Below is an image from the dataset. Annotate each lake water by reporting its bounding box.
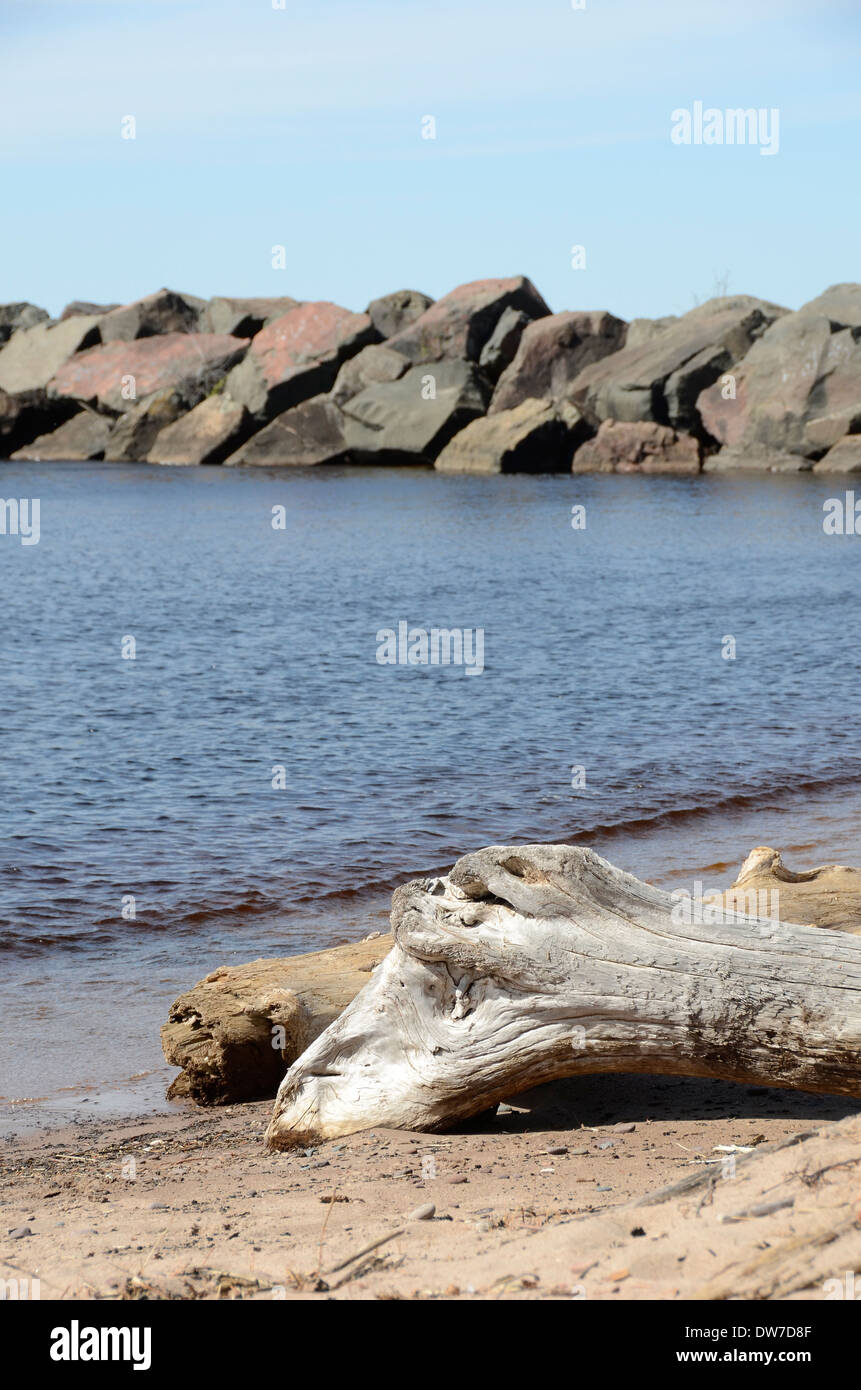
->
[2,460,861,1132]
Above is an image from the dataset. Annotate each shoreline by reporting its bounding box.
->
[6,791,861,1137]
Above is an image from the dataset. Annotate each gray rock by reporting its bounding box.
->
[104,389,187,461]
[477,307,531,379]
[99,289,208,342]
[702,445,814,473]
[366,289,434,340]
[225,394,352,467]
[571,295,787,431]
[0,302,50,344]
[59,301,120,322]
[342,359,490,462]
[11,409,111,461]
[490,310,626,414]
[331,344,409,406]
[205,296,302,337]
[0,316,102,394]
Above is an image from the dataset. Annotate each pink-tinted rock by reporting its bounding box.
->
[490,311,626,414]
[697,312,861,458]
[99,288,208,342]
[572,419,700,474]
[386,276,551,364]
[10,410,111,461]
[224,301,378,419]
[48,333,248,414]
[797,284,861,330]
[148,394,249,465]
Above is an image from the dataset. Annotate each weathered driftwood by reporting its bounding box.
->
[266,844,861,1147]
[722,845,861,934]
[162,934,391,1104]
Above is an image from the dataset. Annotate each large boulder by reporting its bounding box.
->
[572,419,700,474]
[623,315,679,350]
[99,288,208,342]
[161,934,392,1104]
[103,388,188,460]
[571,296,787,431]
[697,312,861,458]
[385,276,551,364]
[330,343,409,406]
[10,409,112,461]
[366,289,434,340]
[0,388,77,456]
[812,435,861,473]
[59,300,119,321]
[0,302,50,344]
[205,295,302,337]
[148,393,249,465]
[434,397,588,474]
[0,315,102,394]
[797,283,861,330]
[48,333,248,414]
[224,301,378,420]
[225,395,352,467]
[340,358,490,462]
[490,310,626,414]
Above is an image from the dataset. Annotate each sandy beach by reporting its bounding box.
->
[3,1071,858,1301]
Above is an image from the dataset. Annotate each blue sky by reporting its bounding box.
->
[2,0,859,321]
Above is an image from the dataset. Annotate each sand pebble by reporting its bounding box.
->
[408,1202,435,1221]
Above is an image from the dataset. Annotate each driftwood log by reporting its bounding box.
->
[161,935,391,1103]
[266,844,861,1147]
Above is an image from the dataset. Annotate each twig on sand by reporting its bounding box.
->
[323,1229,404,1276]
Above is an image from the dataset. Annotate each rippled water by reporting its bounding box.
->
[2,461,860,1129]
